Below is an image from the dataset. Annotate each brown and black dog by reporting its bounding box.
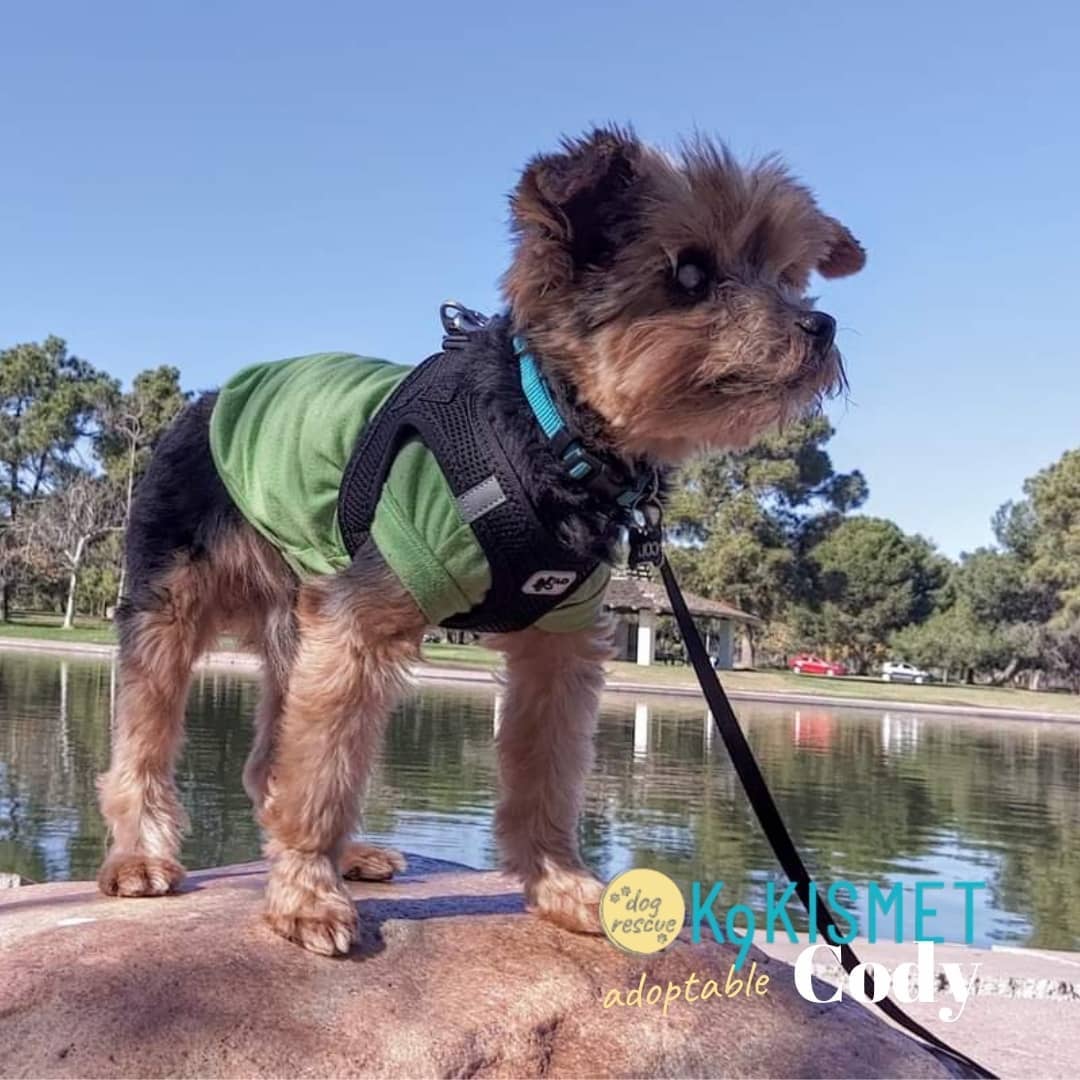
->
[96,127,864,955]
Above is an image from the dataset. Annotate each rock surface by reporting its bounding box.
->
[0,856,958,1079]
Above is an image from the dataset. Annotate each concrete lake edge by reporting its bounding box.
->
[2,634,1077,726]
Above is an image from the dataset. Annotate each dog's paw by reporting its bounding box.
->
[526,865,605,934]
[265,853,357,957]
[339,842,407,882]
[264,901,357,957]
[97,852,185,897]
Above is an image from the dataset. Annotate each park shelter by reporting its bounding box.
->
[603,571,759,668]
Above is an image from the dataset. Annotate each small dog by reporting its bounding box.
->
[96,127,864,955]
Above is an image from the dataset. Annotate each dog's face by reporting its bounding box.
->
[503,127,865,462]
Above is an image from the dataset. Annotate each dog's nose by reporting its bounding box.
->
[796,311,836,350]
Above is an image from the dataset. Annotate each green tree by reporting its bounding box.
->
[803,517,948,671]
[1023,449,1080,620]
[99,365,189,604]
[1006,618,1080,692]
[666,416,867,625]
[890,604,1009,683]
[992,499,1038,562]
[975,449,1080,687]
[914,548,1056,682]
[76,558,121,619]
[1038,618,1080,691]
[0,337,116,619]
[952,547,1054,627]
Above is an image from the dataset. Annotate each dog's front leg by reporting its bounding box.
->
[259,563,424,956]
[488,620,614,933]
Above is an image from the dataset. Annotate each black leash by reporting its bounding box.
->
[657,555,996,1079]
[441,294,992,1072]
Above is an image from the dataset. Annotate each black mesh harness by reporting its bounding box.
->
[336,311,659,633]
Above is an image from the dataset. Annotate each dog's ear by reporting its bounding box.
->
[511,126,643,269]
[817,216,866,278]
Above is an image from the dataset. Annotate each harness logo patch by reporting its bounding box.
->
[521,570,578,596]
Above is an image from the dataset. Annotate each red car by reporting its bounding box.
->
[788,653,848,677]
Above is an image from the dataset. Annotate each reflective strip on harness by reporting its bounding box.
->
[456,476,507,524]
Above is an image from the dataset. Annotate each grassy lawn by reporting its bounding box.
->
[683,666,1080,716]
[0,612,117,645]
[5,616,1078,717]
[421,641,503,669]
[423,641,1080,716]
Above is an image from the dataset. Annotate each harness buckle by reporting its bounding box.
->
[440,301,489,350]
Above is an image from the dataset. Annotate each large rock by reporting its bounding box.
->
[0,857,958,1079]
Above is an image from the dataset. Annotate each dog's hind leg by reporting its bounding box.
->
[240,608,406,880]
[242,662,285,812]
[259,553,424,955]
[487,619,614,933]
[242,607,296,813]
[97,393,274,898]
[97,557,216,897]
[246,661,407,882]
[339,841,407,881]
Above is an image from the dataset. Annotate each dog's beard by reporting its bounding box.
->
[543,318,845,462]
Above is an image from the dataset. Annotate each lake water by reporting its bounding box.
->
[1,649,1078,950]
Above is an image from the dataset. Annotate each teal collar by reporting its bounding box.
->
[515,335,593,480]
[513,334,658,514]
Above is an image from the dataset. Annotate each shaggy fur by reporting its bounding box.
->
[96,126,864,956]
[504,129,863,459]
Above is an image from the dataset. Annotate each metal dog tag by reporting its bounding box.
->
[627,500,664,569]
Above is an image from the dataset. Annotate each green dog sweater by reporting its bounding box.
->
[209,353,609,632]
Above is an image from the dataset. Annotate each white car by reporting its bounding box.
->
[881,661,932,684]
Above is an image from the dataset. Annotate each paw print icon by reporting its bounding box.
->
[600,869,685,957]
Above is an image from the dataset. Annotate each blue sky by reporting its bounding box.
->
[2,1,1077,557]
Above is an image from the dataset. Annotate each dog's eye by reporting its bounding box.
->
[675,259,709,294]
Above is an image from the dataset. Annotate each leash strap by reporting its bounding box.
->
[658,557,996,1079]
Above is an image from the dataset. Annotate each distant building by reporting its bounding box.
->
[603,572,760,668]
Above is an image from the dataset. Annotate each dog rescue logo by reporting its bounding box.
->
[600,868,685,955]
[520,570,578,595]
[599,869,987,1022]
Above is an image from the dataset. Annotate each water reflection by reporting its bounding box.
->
[1,651,1078,949]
